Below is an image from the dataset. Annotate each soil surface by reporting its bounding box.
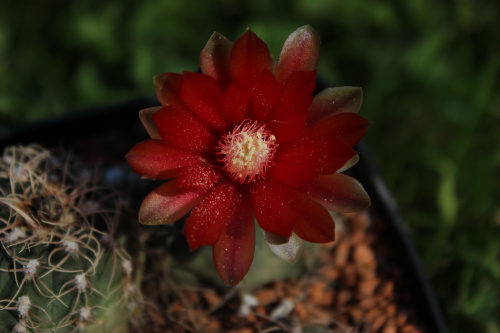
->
[136,208,424,333]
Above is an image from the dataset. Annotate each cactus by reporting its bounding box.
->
[0,145,142,332]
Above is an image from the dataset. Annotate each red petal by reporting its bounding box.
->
[279,137,358,175]
[126,140,204,180]
[269,112,308,144]
[251,178,334,243]
[221,84,251,126]
[154,73,183,106]
[230,30,271,87]
[275,25,321,85]
[175,164,225,192]
[306,112,370,147]
[213,189,255,286]
[250,70,281,123]
[179,71,232,133]
[249,179,299,238]
[305,173,371,212]
[268,71,316,143]
[152,105,219,153]
[200,32,233,90]
[184,180,238,250]
[267,149,315,188]
[307,87,363,125]
[273,70,316,121]
[292,195,335,243]
[139,180,206,225]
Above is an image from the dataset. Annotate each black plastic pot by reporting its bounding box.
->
[0,82,448,333]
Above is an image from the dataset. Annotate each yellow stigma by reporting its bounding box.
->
[217,119,278,184]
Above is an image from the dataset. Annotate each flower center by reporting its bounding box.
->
[217,119,278,184]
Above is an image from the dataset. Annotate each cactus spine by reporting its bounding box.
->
[0,145,141,332]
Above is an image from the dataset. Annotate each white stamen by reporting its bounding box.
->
[217,119,278,184]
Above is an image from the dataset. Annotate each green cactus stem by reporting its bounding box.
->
[0,145,143,332]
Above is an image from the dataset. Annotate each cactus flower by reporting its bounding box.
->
[126,26,371,286]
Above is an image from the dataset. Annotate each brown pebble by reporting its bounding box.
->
[320,267,340,280]
[343,264,357,287]
[295,302,308,320]
[365,307,380,323]
[358,278,379,297]
[204,317,222,331]
[254,288,278,306]
[381,281,395,299]
[353,244,375,265]
[353,244,377,279]
[396,312,408,326]
[230,329,253,333]
[349,211,371,231]
[169,301,184,313]
[337,313,350,326]
[273,281,286,299]
[310,280,334,307]
[350,230,366,245]
[383,325,397,333]
[350,306,364,324]
[359,296,377,309]
[401,324,419,333]
[372,313,387,331]
[386,303,397,317]
[336,290,352,307]
[383,317,397,333]
[183,290,199,304]
[334,241,350,267]
[245,313,257,323]
[255,306,266,315]
[201,290,221,308]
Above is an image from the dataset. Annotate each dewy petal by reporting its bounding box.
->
[278,137,358,176]
[306,112,370,147]
[305,173,371,213]
[275,25,321,86]
[267,149,315,188]
[175,164,225,192]
[252,178,334,243]
[184,180,238,250]
[213,189,255,286]
[152,105,219,153]
[139,107,162,140]
[307,87,363,125]
[273,70,316,121]
[139,180,207,225]
[179,71,232,133]
[221,84,251,126]
[249,179,299,238]
[263,231,304,264]
[250,70,281,123]
[200,32,233,90]
[126,140,204,180]
[154,73,183,107]
[268,71,316,143]
[292,192,335,243]
[230,29,272,87]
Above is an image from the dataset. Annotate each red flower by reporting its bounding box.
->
[126,26,370,286]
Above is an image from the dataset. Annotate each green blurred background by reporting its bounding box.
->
[1,1,499,331]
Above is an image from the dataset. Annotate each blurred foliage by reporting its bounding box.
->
[1,0,499,332]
